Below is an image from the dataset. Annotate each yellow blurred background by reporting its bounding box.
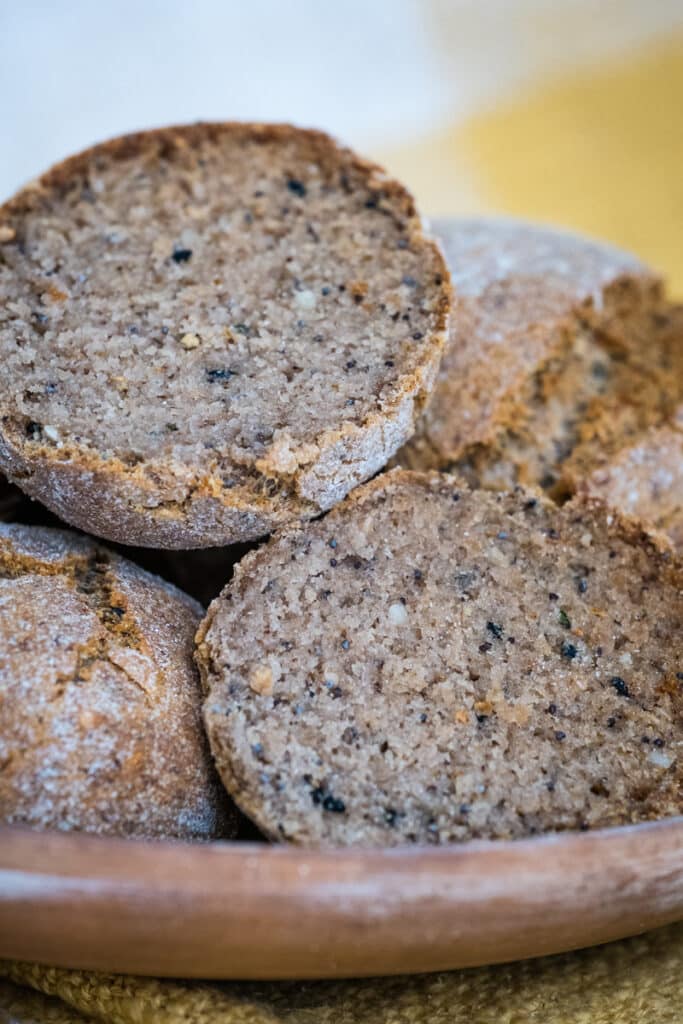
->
[382,29,683,295]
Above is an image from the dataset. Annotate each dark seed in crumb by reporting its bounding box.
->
[487,621,503,640]
[561,641,578,660]
[607,717,616,728]
[385,808,398,826]
[328,538,337,549]
[548,592,559,602]
[555,731,566,741]
[524,498,538,510]
[206,368,236,382]
[653,738,665,747]
[412,331,423,340]
[558,609,571,628]
[345,360,357,369]
[321,286,331,296]
[287,178,307,197]
[329,558,338,567]
[413,569,423,581]
[611,676,629,698]
[172,247,192,263]
[479,642,492,653]
[323,795,345,813]
[341,639,350,650]
[547,703,557,715]
[419,713,428,723]
[385,359,395,367]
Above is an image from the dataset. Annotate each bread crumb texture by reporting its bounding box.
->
[0,523,236,839]
[199,471,683,847]
[0,123,450,548]
[398,217,680,488]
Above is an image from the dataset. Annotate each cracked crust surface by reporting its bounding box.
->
[0,523,236,839]
[0,123,450,548]
[396,217,667,497]
[198,471,683,847]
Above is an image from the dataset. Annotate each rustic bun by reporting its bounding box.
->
[0,123,450,548]
[199,471,682,847]
[0,523,236,839]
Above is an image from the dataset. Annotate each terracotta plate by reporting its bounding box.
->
[1,819,683,980]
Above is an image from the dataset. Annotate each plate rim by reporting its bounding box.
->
[2,815,683,979]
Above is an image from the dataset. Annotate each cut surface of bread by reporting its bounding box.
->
[199,471,683,847]
[0,123,450,548]
[0,523,236,839]
[397,218,671,499]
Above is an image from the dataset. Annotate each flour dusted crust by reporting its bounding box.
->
[580,422,683,555]
[0,123,450,548]
[198,471,683,847]
[0,523,236,838]
[396,217,668,497]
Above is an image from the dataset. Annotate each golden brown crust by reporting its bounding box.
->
[0,123,451,548]
[0,523,237,838]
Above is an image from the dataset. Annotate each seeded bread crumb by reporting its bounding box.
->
[199,471,682,847]
[0,123,450,548]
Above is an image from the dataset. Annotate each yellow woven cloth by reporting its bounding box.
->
[2,921,683,1023]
